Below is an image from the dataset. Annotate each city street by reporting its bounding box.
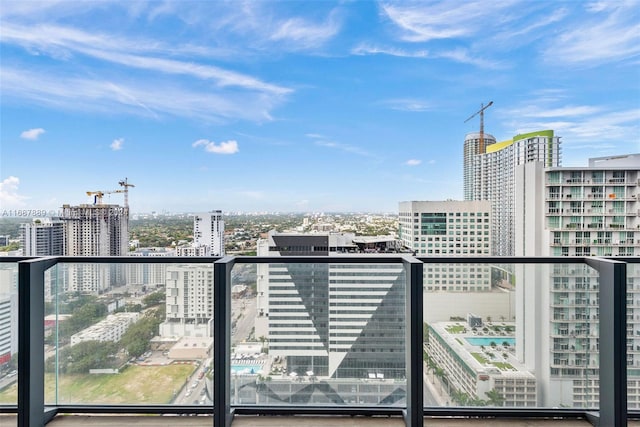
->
[231,297,257,345]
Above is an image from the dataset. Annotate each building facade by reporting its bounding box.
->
[193,211,225,256]
[70,312,139,346]
[256,231,405,379]
[515,153,640,408]
[463,132,497,201]
[161,264,214,338]
[59,203,129,293]
[398,200,492,292]
[20,218,65,256]
[465,130,561,256]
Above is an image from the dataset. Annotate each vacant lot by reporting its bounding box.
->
[0,364,196,404]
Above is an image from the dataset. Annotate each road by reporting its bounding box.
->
[231,297,257,345]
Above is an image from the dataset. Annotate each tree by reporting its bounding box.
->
[485,389,505,407]
[142,291,165,307]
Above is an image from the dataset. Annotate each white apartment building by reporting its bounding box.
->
[176,244,209,257]
[515,153,640,408]
[20,218,65,256]
[465,130,561,256]
[127,248,175,288]
[0,266,18,365]
[193,211,225,256]
[463,132,497,201]
[161,264,213,338]
[398,201,492,292]
[70,312,139,346]
[428,322,536,407]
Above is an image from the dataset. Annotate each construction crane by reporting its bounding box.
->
[86,189,125,205]
[464,101,493,154]
[118,178,135,208]
[86,191,105,205]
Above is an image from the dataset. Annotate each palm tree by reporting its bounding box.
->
[434,367,445,392]
[485,388,505,407]
[427,358,437,383]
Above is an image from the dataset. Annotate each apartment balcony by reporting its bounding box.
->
[0,256,638,427]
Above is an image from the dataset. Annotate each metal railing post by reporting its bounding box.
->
[214,257,235,427]
[17,258,57,427]
[586,257,627,427]
[403,256,423,427]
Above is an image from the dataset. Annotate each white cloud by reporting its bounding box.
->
[543,2,640,65]
[0,176,28,207]
[382,98,432,112]
[20,128,45,140]
[193,139,239,154]
[111,138,124,151]
[351,43,428,58]
[405,159,421,166]
[435,48,505,69]
[381,2,516,42]
[0,67,283,123]
[270,13,341,49]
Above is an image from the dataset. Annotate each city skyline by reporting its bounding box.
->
[1,1,639,213]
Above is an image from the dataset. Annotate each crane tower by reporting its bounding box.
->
[464,101,493,154]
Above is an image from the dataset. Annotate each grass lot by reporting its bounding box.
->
[471,353,489,364]
[0,364,196,405]
[445,324,466,334]
[492,362,514,371]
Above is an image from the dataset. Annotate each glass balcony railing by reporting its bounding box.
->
[0,255,635,426]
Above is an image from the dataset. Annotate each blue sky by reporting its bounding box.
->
[1,1,639,213]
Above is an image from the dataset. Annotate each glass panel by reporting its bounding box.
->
[46,262,213,405]
[0,263,18,405]
[231,261,406,406]
[422,262,600,409]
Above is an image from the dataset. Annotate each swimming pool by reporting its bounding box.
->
[465,337,515,347]
[231,365,262,374]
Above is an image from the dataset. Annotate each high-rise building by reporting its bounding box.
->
[193,211,224,256]
[20,218,65,256]
[60,203,129,292]
[398,200,492,292]
[465,130,562,256]
[61,203,129,256]
[515,153,640,408]
[0,266,17,366]
[160,264,213,338]
[256,231,405,379]
[463,132,497,200]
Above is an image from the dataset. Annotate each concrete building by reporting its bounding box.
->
[60,203,129,293]
[463,132,497,201]
[161,264,213,338]
[465,130,562,256]
[176,244,209,257]
[70,312,139,346]
[127,248,175,288]
[0,266,18,365]
[20,218,65,256]
[398,200,492,292]
[515,153,640,408]
[427,321,536,407]
[256,231,405,379]
[193,211,225,256]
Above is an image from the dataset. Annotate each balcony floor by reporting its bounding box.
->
[5,414,636,426]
